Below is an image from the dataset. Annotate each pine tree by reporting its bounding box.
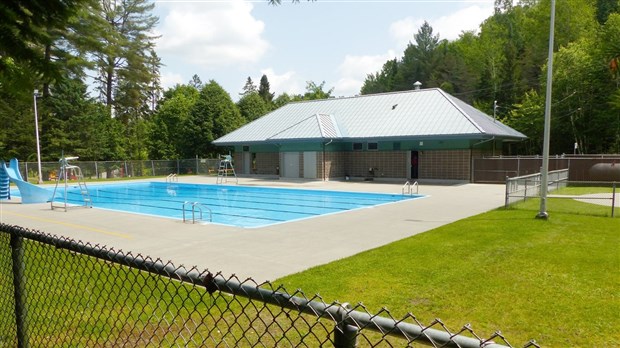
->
[240,76,257,96]
[94,0,160,116]
[258,74,275,103]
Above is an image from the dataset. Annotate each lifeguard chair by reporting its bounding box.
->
[50,156,92,211]
[216,154,237,184]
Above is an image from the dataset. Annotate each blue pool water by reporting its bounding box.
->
[21,182,423,228]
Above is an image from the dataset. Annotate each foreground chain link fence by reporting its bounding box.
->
[0,224,539,347]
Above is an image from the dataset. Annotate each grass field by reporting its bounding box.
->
[1,195,618,347]
[276,198,620,347]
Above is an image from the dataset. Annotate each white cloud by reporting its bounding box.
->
[155,0,269,67]
[333,5,493,98]
[334,50,398,97]
[390,17,424,50]
[259,68,303,96]
[160,71,184,89]
[434,5,494,40]
[389,5,494,49]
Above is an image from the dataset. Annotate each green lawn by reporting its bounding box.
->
[1,197,618,347]
[275,200,620,347]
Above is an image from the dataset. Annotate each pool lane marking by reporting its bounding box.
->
[1,211,132,239]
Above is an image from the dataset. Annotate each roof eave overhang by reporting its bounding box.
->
[213,133,527,146]
[213,137,344,146]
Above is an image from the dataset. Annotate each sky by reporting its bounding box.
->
[153,0,495,100]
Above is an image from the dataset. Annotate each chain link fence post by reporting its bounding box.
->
[10,231,29,348]
[612,182,616,218]
[334,303,357,348]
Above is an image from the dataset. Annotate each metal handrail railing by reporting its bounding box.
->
[166,173,178,183]
[402,181,419,195]
[182,201,212,223]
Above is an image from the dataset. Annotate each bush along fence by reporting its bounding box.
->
[17,158,222,182]
[0,224,540,348]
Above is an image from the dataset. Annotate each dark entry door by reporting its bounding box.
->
[411,151,419,179]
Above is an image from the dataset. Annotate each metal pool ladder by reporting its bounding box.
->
[402,181,419,195]
[166,173,178,182]
[182,201,212,224]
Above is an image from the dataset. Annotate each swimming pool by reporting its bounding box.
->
[34,182,424,228]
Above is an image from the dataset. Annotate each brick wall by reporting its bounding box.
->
[232,153,242,173]
[419,150,471,180]
[343,151,408,178]
[249,149,474,181]
[320,152,346,179]
[255,153,279,175]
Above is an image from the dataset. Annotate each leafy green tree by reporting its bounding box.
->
[148,84,199,159]
[273,93,293,108]
[549,39,598,154]
[0,0,88,83]
[185,81,245,157]
[189,74,203,89]
[303,81,333,100]
[237,92,269,122]
[361,59,399,95]
[87,0,161,160]
[94,0,160,112]
[595,12,620,152]
[504,90,545,154]
[35,78,124,161]
[596,0,619,24]
[0,91,38,161]
[428,40,477,100]
[393,21,441,90]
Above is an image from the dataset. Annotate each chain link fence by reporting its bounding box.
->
[504,169,569,206]
[0,223,539,347]
[16,158,221,182]
[504,169,618,217]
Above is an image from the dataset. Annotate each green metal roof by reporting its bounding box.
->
[214,88,526,145]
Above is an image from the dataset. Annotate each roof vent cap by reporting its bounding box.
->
[413,81,422,90]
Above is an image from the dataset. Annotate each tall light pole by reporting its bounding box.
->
[33,89,43,184]
[537,0,556,219]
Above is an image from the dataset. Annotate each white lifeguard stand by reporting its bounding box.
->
[50,156,92,211]
[216,154,237,184]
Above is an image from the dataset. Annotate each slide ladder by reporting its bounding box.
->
[216,155,238,184]
[50,156,92,211]
[0,161,9,200]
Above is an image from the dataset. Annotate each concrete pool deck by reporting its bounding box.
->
[0,177,507,283]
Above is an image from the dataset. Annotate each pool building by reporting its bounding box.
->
[213,86,526,182]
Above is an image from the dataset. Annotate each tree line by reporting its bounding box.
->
[362,0,619,154]
[1,0,618,163]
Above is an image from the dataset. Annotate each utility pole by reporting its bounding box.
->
[537,0,556,220]
[33,90,43,184]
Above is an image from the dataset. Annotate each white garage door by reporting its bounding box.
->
[303,152,317,179]
[282,152,300,178]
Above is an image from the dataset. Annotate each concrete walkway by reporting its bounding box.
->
[0,177,507,283]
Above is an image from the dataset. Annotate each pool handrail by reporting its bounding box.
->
[402,181,418,195]
[182,201,212,224]
[166,173,178,183]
